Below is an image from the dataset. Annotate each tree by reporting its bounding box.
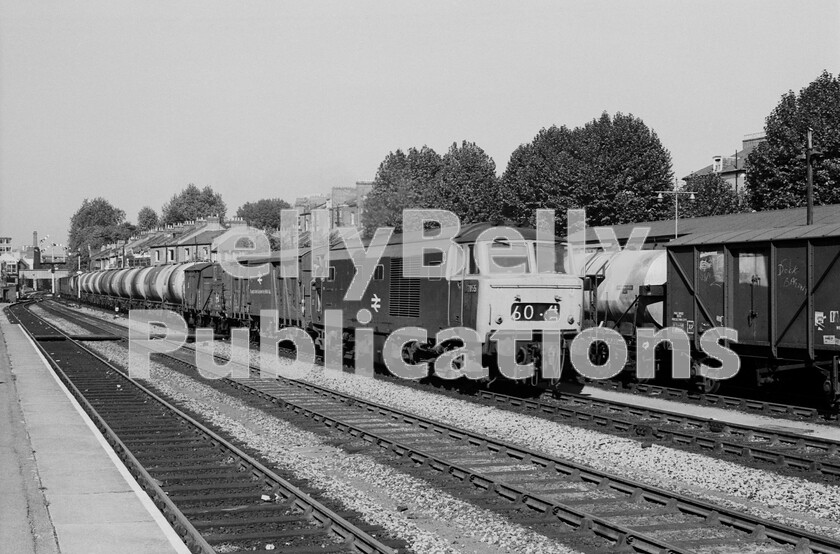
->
[137,206,159,231]
[236,198,291,230]
[68,197,126,251]
[680,174,747,218]
[747,70,840,211]
[362,147,443,237]
[425,141,505,224]
[161,184,227,225]
[67,198,136,265]
[499,125,578,228]
[500,112,673,230]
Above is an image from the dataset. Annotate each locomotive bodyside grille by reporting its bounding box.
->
[389,258,420,318]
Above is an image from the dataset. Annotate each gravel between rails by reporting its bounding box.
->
[214,335,840,539]
[52,304,840,540]
[295,366,840,536]
[77,337,582,554]
[30,304,91,335]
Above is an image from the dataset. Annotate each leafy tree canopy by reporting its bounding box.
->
[680,174,747,218]
[161,184,227,225]
[68,197,127,256]
[500,112,673,230]
[746,70,840,210]
[236,198,291,230]
[137,206,159,231]
[428,141,504,224]
[73,223,136,261]
[362,146,443,237]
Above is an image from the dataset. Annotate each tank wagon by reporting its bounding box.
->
[70,263,202,313]
[583,249,667,332]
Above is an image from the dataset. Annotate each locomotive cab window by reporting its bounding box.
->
[423,251,444,266]
[467,245,480,275]
[554,243,568,273]
[481,238,531,274]
[373,264,384,280]
[327,266,336,282]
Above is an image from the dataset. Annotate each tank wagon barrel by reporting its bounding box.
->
[585,249,666,329]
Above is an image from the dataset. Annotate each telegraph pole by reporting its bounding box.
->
[807,128,814,225]
[800,127,825,225]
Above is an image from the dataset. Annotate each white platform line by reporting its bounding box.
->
[17,327,192,554]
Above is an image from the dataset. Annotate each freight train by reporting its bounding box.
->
[61,223,584,383]
[58,221,840,407]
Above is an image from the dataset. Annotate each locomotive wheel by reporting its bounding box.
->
[697,376,722,395]
[587,341,610,366]
[401,342,416,365]
[690,358,721,394]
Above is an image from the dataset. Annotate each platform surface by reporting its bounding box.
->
[0,304,190,554]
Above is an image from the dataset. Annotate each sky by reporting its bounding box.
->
[1,1,838,250]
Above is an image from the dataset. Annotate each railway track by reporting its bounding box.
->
[409,382,840,480]
[586,379,824,420]
[37,300,840,554]
[164,347,840,553]
[6,302,402,554]
[43,299,840,480]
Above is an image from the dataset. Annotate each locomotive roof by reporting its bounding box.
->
[344,222,545,248]
[668,222,840,246]
[237,222,549,264]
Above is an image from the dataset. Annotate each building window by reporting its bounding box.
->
[184,247,191,260]
[168,249,174,262]
[155,251,160,262]
[203,247,209,259]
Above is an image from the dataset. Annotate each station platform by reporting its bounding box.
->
[0,304,190,554]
